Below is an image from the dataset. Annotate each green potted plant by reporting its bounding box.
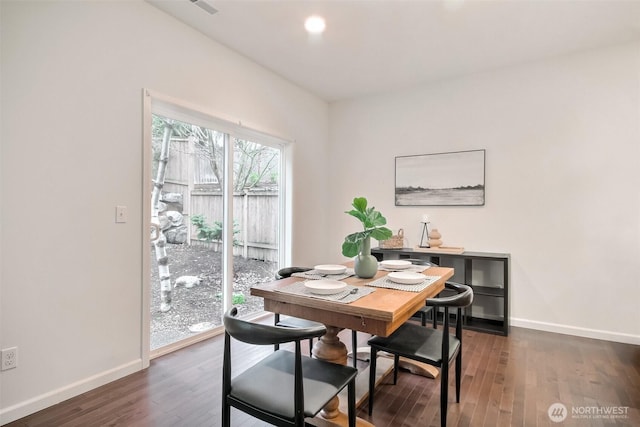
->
[342,197,393,278]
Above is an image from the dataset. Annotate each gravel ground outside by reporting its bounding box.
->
[150,243,277,350]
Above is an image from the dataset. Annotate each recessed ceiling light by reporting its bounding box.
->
[304,15,326,34]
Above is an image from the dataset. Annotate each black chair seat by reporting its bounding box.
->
[368,323,460,366]
[229,350,357,419]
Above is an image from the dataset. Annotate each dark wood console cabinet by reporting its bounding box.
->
[372,247,510,336]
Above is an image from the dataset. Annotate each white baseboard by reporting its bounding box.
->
[0,359,143,425]
[511,318,640,345]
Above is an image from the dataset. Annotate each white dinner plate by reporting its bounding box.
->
[387,272,427,285]
[304,279,347,295]
[379,260,412,270]
[314,264,347,275]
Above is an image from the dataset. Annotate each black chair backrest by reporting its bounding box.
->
[276,267,312,280]
[224,307,326,346]
[426,281,473,308]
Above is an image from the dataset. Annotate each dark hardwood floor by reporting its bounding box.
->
[5,323,639,426]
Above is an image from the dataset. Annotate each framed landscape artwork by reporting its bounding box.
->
[395,149,485,206]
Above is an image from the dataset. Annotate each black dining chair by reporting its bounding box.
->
[367,282,473,426]
[222,307,358,427]
[274,267,360,368]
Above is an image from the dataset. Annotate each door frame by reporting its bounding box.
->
[141,89,291,365]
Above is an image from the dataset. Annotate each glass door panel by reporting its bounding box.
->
[150,115,225,351]
[232,137,281,319]
[149,113,283,352]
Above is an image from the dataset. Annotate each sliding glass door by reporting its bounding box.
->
[147,98,286,354]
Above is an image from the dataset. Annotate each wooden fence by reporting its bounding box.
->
[160,138,280,262]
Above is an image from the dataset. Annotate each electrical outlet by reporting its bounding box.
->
[1,347,18,370]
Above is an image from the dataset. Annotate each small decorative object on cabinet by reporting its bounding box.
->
[372,247,510,336]
[418,214,430,248]
[379,228,405,249]
[427,228,443,248]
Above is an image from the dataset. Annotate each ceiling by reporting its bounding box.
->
[148,0,640,102]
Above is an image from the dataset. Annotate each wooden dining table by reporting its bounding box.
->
[250,262,454,427]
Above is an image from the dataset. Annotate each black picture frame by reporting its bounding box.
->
[395,149,485,206]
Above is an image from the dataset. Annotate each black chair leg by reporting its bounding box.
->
[393,354,400,385]
[368,347,378,415]
[456,351,462,402]
[222,397,230,426]
[351,331,357,368]
[308,338,314,356]
[274,313,280,351]
[441,362,449,427]
[348,379,356,427]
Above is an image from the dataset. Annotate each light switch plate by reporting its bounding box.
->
[116,205,128,223]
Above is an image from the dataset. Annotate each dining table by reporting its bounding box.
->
[250,261,454,427]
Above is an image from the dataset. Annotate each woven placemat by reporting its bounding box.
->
[367,275,441,292]
[274,281,374,303]
[292,268,355,281]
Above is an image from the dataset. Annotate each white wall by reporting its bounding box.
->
[328,42,640,345]
[0,1,329,423]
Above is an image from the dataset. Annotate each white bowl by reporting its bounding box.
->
[379,260,412,270]
[304,279,347,295]
[314,264,347,275]
[387,272,427,285]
